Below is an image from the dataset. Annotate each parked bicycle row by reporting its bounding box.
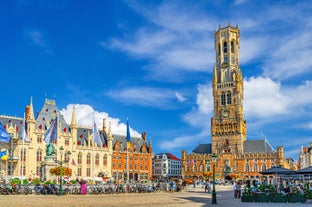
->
[0,183,166,195]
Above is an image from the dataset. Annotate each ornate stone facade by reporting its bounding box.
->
[0,98,153,182]
[182,24,285,181]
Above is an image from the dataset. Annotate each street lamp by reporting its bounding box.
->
[211,153,217,204]
[58,146,71,196]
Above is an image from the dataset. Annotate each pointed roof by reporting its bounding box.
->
[192,144,212,154]
[244,140,275,153]
[70,105,77,126]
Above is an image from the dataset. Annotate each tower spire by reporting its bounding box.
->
[70,105,77,126]
[29,96,35,121]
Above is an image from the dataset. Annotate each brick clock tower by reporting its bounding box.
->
[211,24,247,155]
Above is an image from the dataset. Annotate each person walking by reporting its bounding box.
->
[233,181,237,198]
[80,179,87,195]
[235,181,241,198]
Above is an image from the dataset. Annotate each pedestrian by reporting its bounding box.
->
[233,181,237,198]
[169,180,175,192]
[236,181,241,198]
[80,179,87,195]
[207,181,211,193]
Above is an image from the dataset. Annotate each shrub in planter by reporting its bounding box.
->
[271,194,287,203]
[255,194,271,202]
[241,194,255,202]
[288,194,306,203]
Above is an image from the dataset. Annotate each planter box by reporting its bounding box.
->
[271,195,287,203]
[241,195,255,202]
[255,195,271,202]
[288,195,306,203]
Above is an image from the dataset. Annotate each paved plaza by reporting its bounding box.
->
[0,185,311,207]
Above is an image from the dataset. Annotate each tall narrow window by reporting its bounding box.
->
[95,153,99,165]
[21,149,26,161]
[221,92,226,106]
[218,44,221,56]
[78,153,82,164]
[227,91,232,104]
[87,153,91,164]
[103,154,107,166]
[223,42,227,53]
[36,150,42,162]
[231,41,235,53]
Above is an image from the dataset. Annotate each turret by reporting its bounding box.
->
[26,97,36,140]
[69,105,78,147]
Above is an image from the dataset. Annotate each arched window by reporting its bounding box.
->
[78,152,82,164]
[186,165,190,172]
[227,91,232,104]
[78,167,82,176]
[86,168,91,176]
[231,41,235,53]
[253,164,258,172]
[95,153,99,165]
[223,41,227,53]
[87,153,91,164]
[221,92,226,106]
[194,164,198,172]
[103,154,107,166]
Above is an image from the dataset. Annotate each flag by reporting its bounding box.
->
[22,126,31,142]
[93,122,103,147]
[44,117,58,144]
[1,155,7,161]
[0,150,7,159]
[126,118,130,148]
[0,123,10,143]
[71,158,76,166]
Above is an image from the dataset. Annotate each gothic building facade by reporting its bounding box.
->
[182,24,286,181]
[0,98,153,182]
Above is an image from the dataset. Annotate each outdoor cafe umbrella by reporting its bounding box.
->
[260,166,296,175]
[296,166,312,174]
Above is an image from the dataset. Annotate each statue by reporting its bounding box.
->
[46,143,55,156]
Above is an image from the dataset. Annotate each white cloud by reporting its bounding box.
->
[175,92,186,102]
[59,104,141,137]
[244,76,290,118]
[196,84,213,115]
[106,87,181,109]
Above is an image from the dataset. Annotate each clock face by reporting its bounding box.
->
[222,109,230,117]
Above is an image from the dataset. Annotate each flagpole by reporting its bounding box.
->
[21,113,26,182]
[92,113,95,183]
[126,118,130,183]
[5,149,8,182]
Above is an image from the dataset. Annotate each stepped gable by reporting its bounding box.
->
[35,98,69,133]
[243,140,275,153]
[192,143,212,154]
[0,115,23,138]
[113,134,147,152]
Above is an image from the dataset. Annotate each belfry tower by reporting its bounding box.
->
[211,24,246,155]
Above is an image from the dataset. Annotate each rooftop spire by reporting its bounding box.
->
[70,105,77,126]
[29,96,35,121]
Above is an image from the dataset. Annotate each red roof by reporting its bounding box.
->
[166,153,180,161]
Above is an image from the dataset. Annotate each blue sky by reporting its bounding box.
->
[1,0,312,161]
